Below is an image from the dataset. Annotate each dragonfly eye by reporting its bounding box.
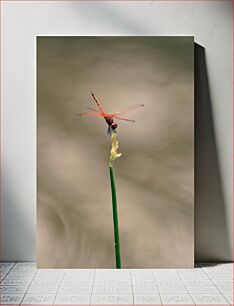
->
[112,123,118,129]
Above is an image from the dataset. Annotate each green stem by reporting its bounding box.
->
[109,165,121,269]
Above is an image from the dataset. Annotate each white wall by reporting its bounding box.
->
[2,1,232,261]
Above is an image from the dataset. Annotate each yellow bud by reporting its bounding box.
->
[109,132,122,166]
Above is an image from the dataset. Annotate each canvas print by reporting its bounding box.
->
[37,36,194,268]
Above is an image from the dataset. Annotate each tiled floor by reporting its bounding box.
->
[0,262,232,305]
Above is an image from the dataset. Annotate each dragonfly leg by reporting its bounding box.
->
[107,125,117,136]
[107,126,112,136]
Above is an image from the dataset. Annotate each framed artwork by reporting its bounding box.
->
[37,36,194,268]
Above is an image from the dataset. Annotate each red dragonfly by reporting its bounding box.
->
[79,92,144,134]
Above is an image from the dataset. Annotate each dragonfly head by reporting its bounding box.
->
[111,123,117,130]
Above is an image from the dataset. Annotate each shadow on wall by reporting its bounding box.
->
[194,43,231,262]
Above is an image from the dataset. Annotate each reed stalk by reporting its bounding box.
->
[109,165,121,268]
[109,132,122,268]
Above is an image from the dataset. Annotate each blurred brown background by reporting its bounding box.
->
[37,36,194,268]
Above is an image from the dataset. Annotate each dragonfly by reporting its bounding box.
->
[79,92,144,134]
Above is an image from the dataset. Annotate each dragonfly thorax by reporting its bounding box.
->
[105,116,114,126]
[105,117,118,135]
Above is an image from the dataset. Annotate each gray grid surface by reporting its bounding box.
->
[0,262,232,305]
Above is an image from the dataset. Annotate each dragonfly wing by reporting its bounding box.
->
[86,106,99,112]
[79,110,104,117]
[113,115,136,122]
[111,103,144,116]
